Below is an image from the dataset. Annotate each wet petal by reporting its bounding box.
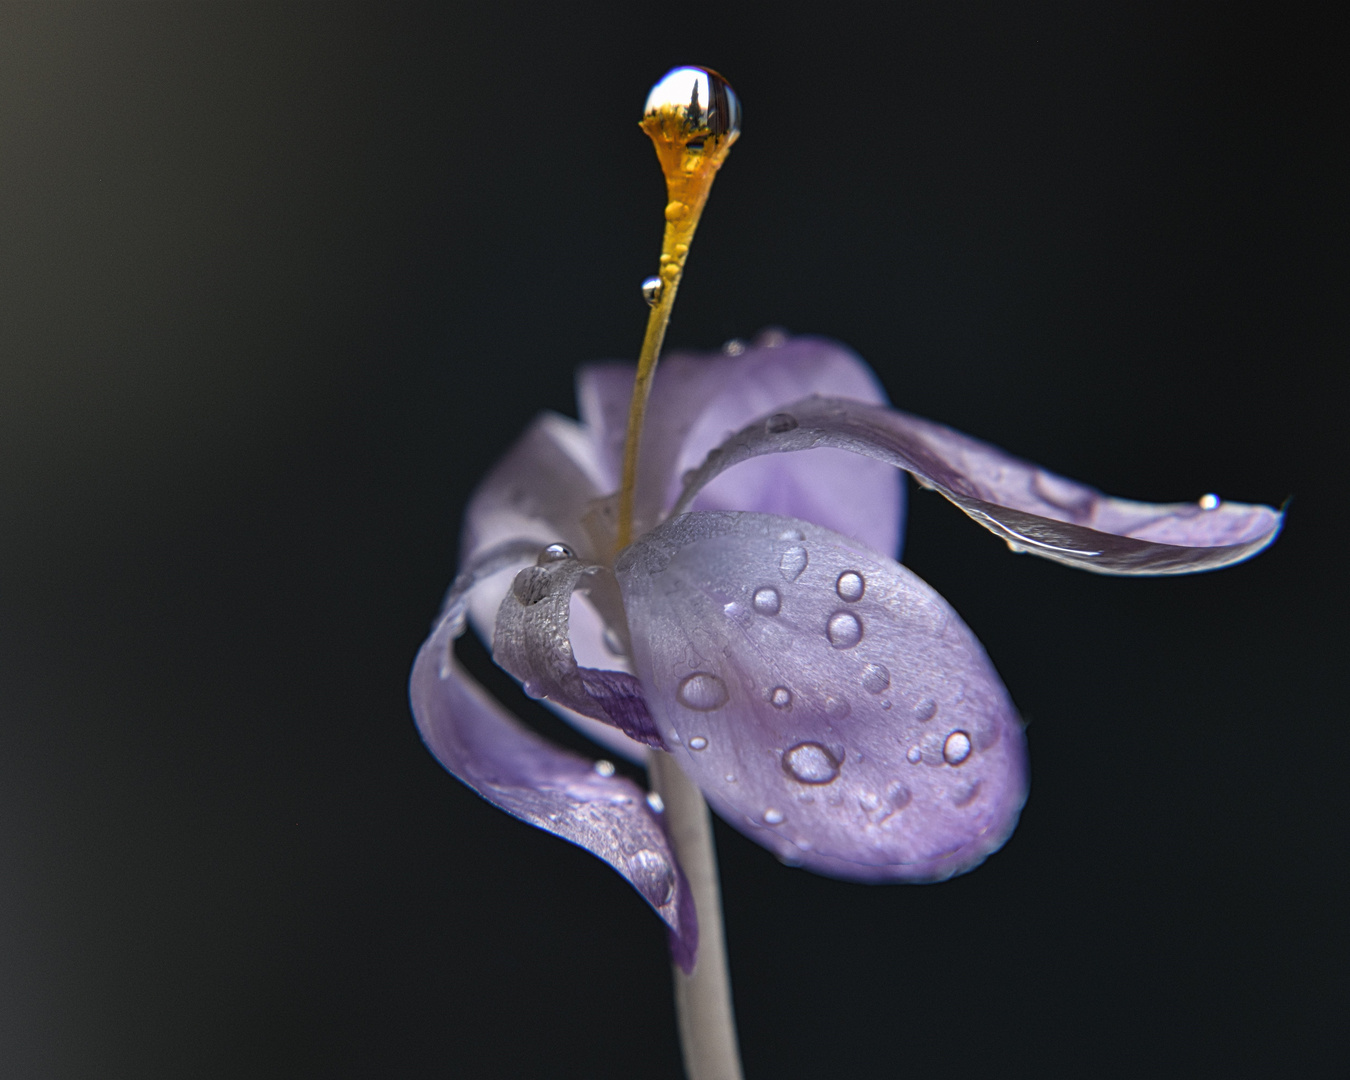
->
[493,554,664,749]
[615,511,1029,882]
[578,335,904,557]
[410,594,697,969]
[673,396,1282,575]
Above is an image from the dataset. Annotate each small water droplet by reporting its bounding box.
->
[859,791,880,812]
[779,546,808,581]
[782,742,841,784]
[536,543,573,564]
[861,662,890,695]
[724,772,737,783]
[593,759,616,777]
[826,611,863,649]
[906,746,923,764]
[646,792,665,813]
[765,412,799,434]
[778,528,805,541]
[627,848,675,905]
[1199,493,1220,511]
[688,736,708,751]
[880,699,892,711]
[641,276,664,306]
[763,808,785,825]
[913,698,938,723]
[769,686,793,709]
[943,730,973,765]
[676,672,729,711]
[835,570,866,602]
[722,338,746,355]
[752,586,781,615]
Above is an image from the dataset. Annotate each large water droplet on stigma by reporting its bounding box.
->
[780,546,808,581]
[782,742,841,784]
[835,570,865,602]
[752,586,781,615]
[943,730,973,765]
[826,611,863,649]
[677,672,729,711]
[644,66,742,139]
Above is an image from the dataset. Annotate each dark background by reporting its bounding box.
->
[1,3,1345,1077]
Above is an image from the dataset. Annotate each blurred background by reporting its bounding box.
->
[1,3,1345,1077]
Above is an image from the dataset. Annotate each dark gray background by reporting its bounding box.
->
[1,3,1344,1077]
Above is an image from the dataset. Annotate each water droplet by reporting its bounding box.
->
[688,736,708,751]
[602,627,627,657]
[769,686,793,709]
[763,808,785,825]
[913,698,938,722]
[779,546,808,581]
[835,570,866,602]
[782,742,841,784]
[644,66,742,139]
[627,848,675,905]
[765,412,799,434]
[536,543,573,564]
[1199,493,1220,511]
[859,791,880,812]
[778,528,805,541]
[511,566,551,605]
[724,772,737,783]
[943,730,973,765]
[722,338,746,355]
[676,672,729,711]
[880,699,892,711]
[887,782,912,809]
[861,662,890,695]
[752,586,781,615]
[646,792,665,813]
[906,746,923,764]
[826,611,863,649]
[641,276,663,306]
[593,759,616,777]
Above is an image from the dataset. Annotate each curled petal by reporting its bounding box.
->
[410,595,697,969]
[493,555,664,749]
[578,335,905,557]
[672,396,1282,575]
[616,511,1029,882]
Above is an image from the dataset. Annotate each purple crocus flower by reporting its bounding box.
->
[409,332,1282,970]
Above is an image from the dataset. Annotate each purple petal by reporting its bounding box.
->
[410,597,697,969]
[616,511,1029,882]
[493,554,664,749]
[578,335,905,557]
[673,396,1282,575]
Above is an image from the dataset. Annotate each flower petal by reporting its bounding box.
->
[615,511,1029,882]
[493,554,664,749]
[410,584,697,969]
[578,335,905,557]
[672,396,1282,575]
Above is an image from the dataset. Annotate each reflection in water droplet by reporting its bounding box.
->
[943,730,973,765]
[1199,493,1221,511]
[537,543,573,564]
[641,276,664,306]
[769,686,793,709]
[646,792,665,813]
[782,742,841,784]
[723,338,746,355]
[628,848,675,905]
[914,698,938,722]
[763,808,784,825]
[765,412,799,434]
[752,586,781,615]
[602,627,626,656]
[689,736,708,751]
[677,672,729,711]
[835,571,866,602]
[826,611,863,649]
[593,759,616,777]
[780,546,808,581]
[906,746,923,764]
[861,663,890,695]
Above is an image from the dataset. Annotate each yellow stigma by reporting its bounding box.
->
[614,67,741,552]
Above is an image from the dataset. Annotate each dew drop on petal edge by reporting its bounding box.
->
[835,570,865,602]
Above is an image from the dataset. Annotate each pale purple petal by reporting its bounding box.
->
[673,396,1282,575]
[615,511,1029,882]
[410,597,697,969]
[493,555,663,749]
[578,335,905,557]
